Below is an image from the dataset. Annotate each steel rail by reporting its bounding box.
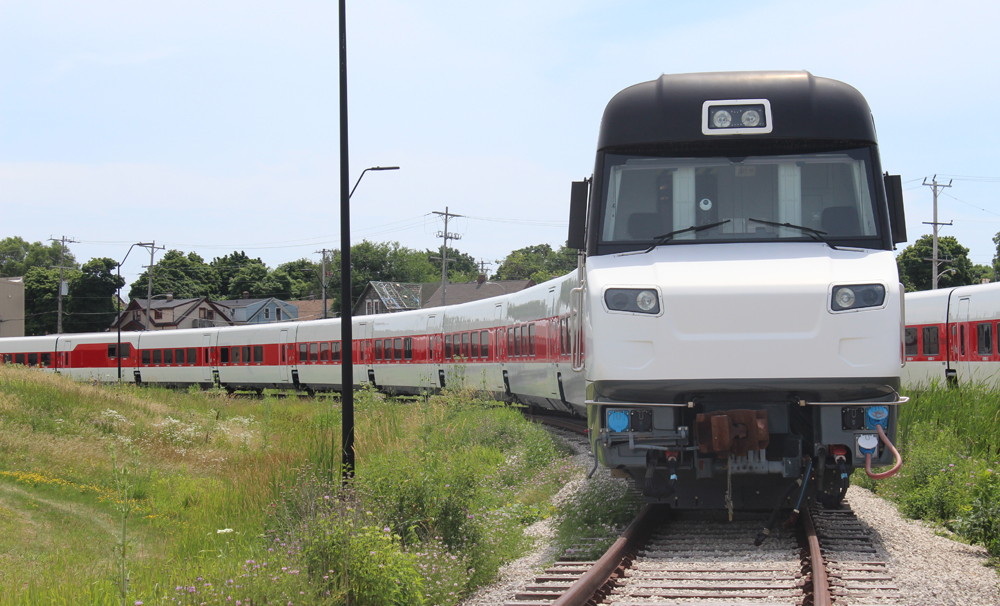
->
[522,412,588,435]
[802,506,832,606]
[550,503,657,606]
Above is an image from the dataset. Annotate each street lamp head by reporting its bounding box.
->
[370,166,399,171]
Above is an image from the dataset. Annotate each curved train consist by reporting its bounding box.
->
[903,282,1000,388]
[1,72,907,510]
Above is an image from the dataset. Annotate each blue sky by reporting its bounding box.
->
[2,0,998,287]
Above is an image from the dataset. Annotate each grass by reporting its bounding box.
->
[856,384,1000,561]
[0,365,580,605]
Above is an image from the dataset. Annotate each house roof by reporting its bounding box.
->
[215,298,270,308]
[370,282,422,311]
[420,279,534,308]
[287,299,331,321]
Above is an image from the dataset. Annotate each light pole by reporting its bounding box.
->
[116,243,150,382]
[340,162,399,482]
[350,166,399,199]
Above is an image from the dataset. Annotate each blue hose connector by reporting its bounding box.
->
[866,405,889,430]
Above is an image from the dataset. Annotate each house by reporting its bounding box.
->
[0,277,25,337]
[112,296,234,331]
[420,275,534,308]
[215,297,298,325]
[351,281,438,316]
[287,298,332,321]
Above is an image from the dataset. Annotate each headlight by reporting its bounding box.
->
[831,284,885,311]
[604,288,660,314]
[636,290,657,311]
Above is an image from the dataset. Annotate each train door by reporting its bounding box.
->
[199,334,211,382]
[957,298,971,381]
[488,304,505,393]
[278,330,289,382]
[355,322,373,386]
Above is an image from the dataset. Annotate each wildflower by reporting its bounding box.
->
[949,463,955,467]
[135,602,143,605]
[217,528,234,534]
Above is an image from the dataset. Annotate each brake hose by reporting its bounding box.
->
[865,424,902,480]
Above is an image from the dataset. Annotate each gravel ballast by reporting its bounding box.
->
[460,433,1000,606]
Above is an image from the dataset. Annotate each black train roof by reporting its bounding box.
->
[597,71,877,151]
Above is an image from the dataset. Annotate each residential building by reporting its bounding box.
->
[0,277,25,337]
[112,296,234,331]
[420,275,534,308]
[216,297,298,325]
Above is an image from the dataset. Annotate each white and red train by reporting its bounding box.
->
[0,271,583,408]
[903,282,1000,388]
[2,72,910,511]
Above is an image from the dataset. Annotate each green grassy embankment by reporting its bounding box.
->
[0,365,590,605]
[856,385,1000,561]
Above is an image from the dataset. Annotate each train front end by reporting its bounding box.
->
[570,72,907,510]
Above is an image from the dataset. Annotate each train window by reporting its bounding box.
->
[40,352,51,367]
[404,338,412,360]
[1,354,11,364]
[297,343,306,363]
[522,326,529,357]
[14,353,25,365]
[922,326,939,356]
[164,349,173,364]
[232,347,240,364]
[960,325,966,357]
[153,350,162,364]
[470,332,479,358]
[528,324,536,356]
[508,328,514,357]
[904,328,918,356]
[187,348,197,364]
[27,353,38,366]
[394,338,403,361]
[332,341,341,362]
[250,346,261,363]
[220,348,229,364]
[142,350,151,365]
[600,150,879,247]
[444,335,452,359]
[243,346,252,363]
[108,344,116,358]
[309,343,319,362]
[514,326,521,357]
[978,323,993,355]
[384,339,392,361]
[480,330,489,359]
[121,344,131,358]
[175,349,186,364]
[320,342,330,362]
[375,339,383,361]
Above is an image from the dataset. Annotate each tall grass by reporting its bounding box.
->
[0,367,576,605]
[857,384,1000,560]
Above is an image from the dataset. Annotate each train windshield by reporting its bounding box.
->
[599,148,881,247]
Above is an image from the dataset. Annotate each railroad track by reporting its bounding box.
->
[504,500,900,606]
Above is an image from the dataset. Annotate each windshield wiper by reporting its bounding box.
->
[644,220,730,253]
[747,218,842,251]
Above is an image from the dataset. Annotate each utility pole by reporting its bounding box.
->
[49,235,78,334]
[316,248,333,319]
[477,259,492,275]
[138,242,165,329]
[922,175,953,290]
[432,207,463,306]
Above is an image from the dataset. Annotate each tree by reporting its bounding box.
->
[275,258,322,299]
[128,250,220,300]
[494,244,577,284]
[64,258,126,333]
[896,235,976,291]
[23,267,63,335]
[0,237,78,278]
[211,251,267,298]
[327,241,438,311]
[425,246,478,283]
